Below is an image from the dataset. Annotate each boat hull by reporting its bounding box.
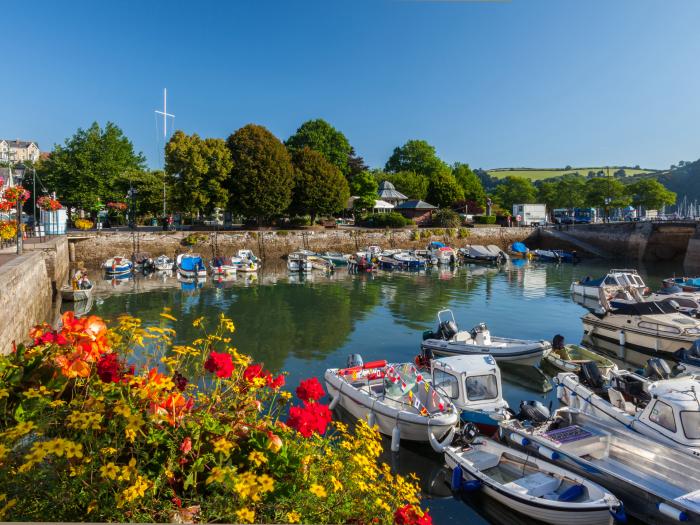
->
[582,316,697,355]
[422,338,547,366]
[543,345,616,377]
[60,287,92,302]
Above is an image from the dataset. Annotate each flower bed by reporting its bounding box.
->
[0,220,17,241]
[0,312,431,523]
[74,218,94,230]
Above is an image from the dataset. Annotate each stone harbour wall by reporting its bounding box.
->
[0,251,53,355]
[24,237,70,292]
[70,227,537,268]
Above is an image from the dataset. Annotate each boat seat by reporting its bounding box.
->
[453,331,473,343]
[461,450,500,471]
[503,472,561,497]
[607,388,636,415]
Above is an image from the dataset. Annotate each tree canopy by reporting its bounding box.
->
[350,171,378,211]
[426,168,464,208]
[290,147,350,222]
[452,162,486,204]
[373,170,429,200]
[385,139,446,177]
[226,124,294,224]
[165,131,232,217]
[40,121,145,212]
[627,178,676,209]
[584,177,631,210]
[115,170,172,217]
[285,119,352,177]
[493,176,537,211]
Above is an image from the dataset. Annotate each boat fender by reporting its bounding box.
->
[391,425,401,453]
[656,503,688,522]
[619,330,626,346]
[556,384,564,400]
[428,425,456,453]
[450,466,481,493]
[569,390,578,409]
[328,383,342,410]
[537,445,560,461]
[609,502,627,523]
[509,433,530,447]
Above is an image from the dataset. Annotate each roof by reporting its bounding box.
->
[432,355,498,375]
[1,139,38,149]
[648,378,700,410]
[609,301,678,316]
[396,200,436,210]
[377,180,407,200]
[373,199,394,209]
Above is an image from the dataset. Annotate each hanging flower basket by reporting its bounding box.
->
[107,202,127,212]
[0,220,17,240]
[3,185,30,203]
[37,196,62,211]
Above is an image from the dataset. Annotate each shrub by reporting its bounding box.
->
[474,215,497,224]
[432,209,462,228]
[411,230,421,241]
[360,212,412,228]
[74,218,94,230]
[0,312,430,523]
[182,233,206,246]
[289,216,311,227]
[276,230,289,237]
[457,227,470,239]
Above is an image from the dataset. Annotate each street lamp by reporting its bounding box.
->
[13,163,26,255]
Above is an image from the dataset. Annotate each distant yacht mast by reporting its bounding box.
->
[155,88,175,215]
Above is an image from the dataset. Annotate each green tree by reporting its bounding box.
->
[493,176,537,211]
[627,179,676,209]
[373,170,429,200]
[40,122,145,214]
[226,124,294,224]
[584,177,631,219]
[290,147,350,223]
[350,171,378,211]
[165,131,233,217]
[115,170,173,218]
[452,162,486,204]
[537,181,560,212]
[385,139,447,177]
[347,147,368,180]
[558,174,586,209]
[285,119,352,177]
[426,168,464,207]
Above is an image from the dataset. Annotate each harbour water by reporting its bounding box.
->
[78,259,683,524]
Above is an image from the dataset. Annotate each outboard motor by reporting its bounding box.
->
[516,400,551,423]
[452,422,479,448]
[438,320,458,340]
[644,358,672,380]
[552,334,565,351]
[346,354,364,369]
[578,361,605,392]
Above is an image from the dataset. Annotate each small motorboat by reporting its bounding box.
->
[234,249,260,272]
[571,269,647,300]
[509,241,529,258]
[459,245,508,265]
[287,252,313,273]
[153,254,174,271]
[532,249,578,263]
[663,276,700,292]
[308,255,335,272]
[318,251,350,266]
[428,242,457,265]
[324,356,460,452]
[210,256,237,277]
[543,335,617,377]
[176,253,206,279]
[60,282,93,302]
[421,310,550,366]
[674,344,700,374]
[445,436,623,525]
[501,408,699,525]
[347,255,375,272]
[132,252,155,272]
[102,257,133,275]
[393,251,426,270]
[378,255,403,271]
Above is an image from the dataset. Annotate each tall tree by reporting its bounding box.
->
[40,122,145,213]
[226,124,294,224]
[373,170,429,200]
[115,170,174,217]
[285,119,352,177]
[165,131,233,217]
[426,168,464,207]
[347,147,369,180]
[452,162,486,204]
[627,179,676,209]
[536,181,559,212]
[584,177,630,208]
[493,176,537,211]
[290,147,350,223]
[385,139,447,177]
[350,171,378,212]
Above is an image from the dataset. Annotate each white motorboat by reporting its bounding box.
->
[421,310,550,366]
[445,436,623,525]
[210,256,237,277]
[307,255,335,272]
[501,409,700,524]
[571,269,647,300]
[60,282,93,302]
[153,254,174,271]
[132,252,155,272]
[176,253,206,279]
[427,242,457,265]
[392,252,426,270]
[102,256,133,275]
[582,300,700,355]
[287,252,313,273]
[318,251,350,266]
[555,365,700,457]
[234,249,260,272]
[324,357,459,452]
[458,245,508,265]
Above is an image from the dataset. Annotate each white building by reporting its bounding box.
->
[0,139,41,164]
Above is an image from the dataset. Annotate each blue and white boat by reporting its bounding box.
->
[102,256,133,275]
[393,252,426,270]
[176,253,207,279]
[532,249,578,263]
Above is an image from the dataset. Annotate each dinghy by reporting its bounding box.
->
[153,254,174,271]
[102,257,133,275]
[509,242,529,258]
[287,252,313,273]
[459,245,508,265]
[60,283,93,302]
[308,255,335,272]
[233,249,260,272]
[446,436,623,525]
[532,249,578,263]
[421,310,550,366]
[393,252,426,270]
[427,242,457,265]
[318,251,350,266]
[176,254,206,279]
[132,252,155,272]
[210,256,237,277]
[543,335,617,377]
[324,356,459,452]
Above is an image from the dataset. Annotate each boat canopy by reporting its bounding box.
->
[383,363,446,414]
[511,242,527,253]
[609,301,678,316]
[180,256,203,271]
[429,241,445,249]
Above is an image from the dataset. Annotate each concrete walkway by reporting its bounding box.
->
[539,227,613,258]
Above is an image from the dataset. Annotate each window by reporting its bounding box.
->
[605,276,617,285]
[639,322,659,331]
[465,374,498,401]
[680,411,700,439]
[648,400,677,432]
[433,369,459,399]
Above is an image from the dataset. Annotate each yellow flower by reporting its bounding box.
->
[309,483,327,498]
[235,508,255,524]
[118,475,150,507]
[279,391,292,401]
[43,439,66,456]
[0,444,9,462]
[192,316,205,328]
[100,447,118,456]
[233,471,260,501]
[100,462,120,480]
[213,437,233,456]
[0,494,17,520]
[160,312,178,322]
[257,473,274,493]
[87,500,98,514]
[286,511,301,524]
[1,421,36,441]
[63,441,83,459]
[248,450,267,467]
[206,466,227,485]
[48,400,66,408]
[0,388,9,400]
[331,476,343,492]
[375,497,391,512]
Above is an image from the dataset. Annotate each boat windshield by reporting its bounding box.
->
[680,411,700,439]
[465,374,499,401]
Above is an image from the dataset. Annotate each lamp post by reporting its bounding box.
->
[13,162,26,255]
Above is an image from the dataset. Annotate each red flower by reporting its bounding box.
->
[96,353,122,383]
[295,377,325,402]
[287,401,332,437]
[173,371,188,391]
[180,437,192,454]
[243,363,264,382]
[267,374,285,389]
[204,352,234,378]
[394,505,432,525]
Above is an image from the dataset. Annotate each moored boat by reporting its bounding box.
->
[210,256,237,276]
[543,335,617,377]
[571,269,647,300]
[445,436,624,525]
[318,251,350,266]
[458,245,507,265]
[663,276,700,292]
[509,241,530,258]
[287,252,313,273]
[307,255,335,272]
[176,253,206,279]
[428,242,457,265]
[532,249,578,263]
[60,283,93,302]
[102,256,133,275]
[153,254,174,271]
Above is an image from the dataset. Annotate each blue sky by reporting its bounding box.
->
[2,0,699,170]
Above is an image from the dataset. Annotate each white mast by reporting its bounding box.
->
[155,88,175,215]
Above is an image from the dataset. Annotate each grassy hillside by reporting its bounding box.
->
[641,160,700,203]
[487,167,657,181]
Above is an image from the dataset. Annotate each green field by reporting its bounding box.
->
[487,167,657,181]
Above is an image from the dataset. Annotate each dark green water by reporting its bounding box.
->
[79,259,682,525]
